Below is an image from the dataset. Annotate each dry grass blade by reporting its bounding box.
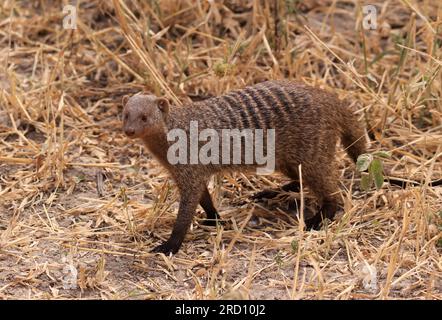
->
[112,0,182,106]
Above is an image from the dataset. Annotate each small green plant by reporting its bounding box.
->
[285,0,302,15]
[120,187,135,235]
[213,59,234,77]
[74,173,85,183]
[291,240,298,253]
[274,252,284,268]
[356,151,391,191]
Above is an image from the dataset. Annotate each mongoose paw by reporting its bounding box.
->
[251,189,280,201]
[151,241,180,255]
[201,218,225,227]
[304,215,323,230]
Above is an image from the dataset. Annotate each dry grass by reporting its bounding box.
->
[0,0,441,300]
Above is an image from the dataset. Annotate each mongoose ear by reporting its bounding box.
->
[156,97,169,114]
[122,95,129,106]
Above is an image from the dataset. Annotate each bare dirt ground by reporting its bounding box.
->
[0,0,441,299]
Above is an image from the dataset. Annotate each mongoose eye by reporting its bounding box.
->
[141,115,147,122]
[123,113,128,120]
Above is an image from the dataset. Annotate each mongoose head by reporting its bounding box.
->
[122,94,169,139]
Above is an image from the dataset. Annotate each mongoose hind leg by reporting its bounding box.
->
[152,180,205,254]
[199,187,222,226]
[252,181,301,200]
[302,165,340,230]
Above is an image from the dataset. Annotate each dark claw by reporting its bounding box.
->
[201,218,225,227]
[151,241,180,255]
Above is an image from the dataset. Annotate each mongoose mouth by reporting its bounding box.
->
[124,128,135,137]
[124,127,151,139]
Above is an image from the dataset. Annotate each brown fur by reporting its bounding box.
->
[122,80,368,254]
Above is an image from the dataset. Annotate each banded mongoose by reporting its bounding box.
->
[122,80,368,254]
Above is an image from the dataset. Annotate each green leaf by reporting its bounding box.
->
[370,159,384,190]
[356,153,373,172]
[361,172,372,191]
[373,150,392,159]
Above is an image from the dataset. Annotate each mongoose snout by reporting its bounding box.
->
[124,128,135,137]
[122,80,368,255]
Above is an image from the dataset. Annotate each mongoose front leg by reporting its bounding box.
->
[199,187,221,226]
[152,185,203,254]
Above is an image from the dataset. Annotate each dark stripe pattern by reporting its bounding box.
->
[254,84,287,119]
[244,86,273,128]
[217,96,239,128]
[228,90,262,128]
[223,94,251,129]
[265,82,295,115]
[208,82,301,130]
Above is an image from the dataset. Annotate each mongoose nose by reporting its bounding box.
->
[125,128,135,136]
